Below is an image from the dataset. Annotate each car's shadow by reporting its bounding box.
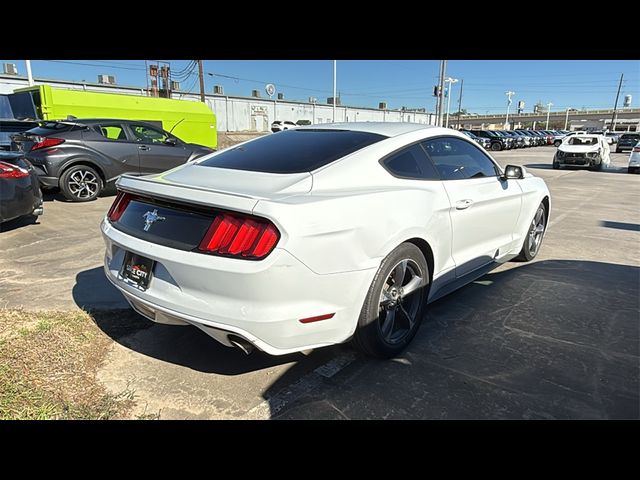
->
[42,184,118,202]
[74,257,640,408]
[73,266,343,376]
[524,163,553,170]
[524,163,632,174]
[0,214,40,232]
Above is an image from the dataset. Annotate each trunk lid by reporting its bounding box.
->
[116,165,312,214]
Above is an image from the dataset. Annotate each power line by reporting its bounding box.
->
[42,60,146,71]
[206,71,332,95]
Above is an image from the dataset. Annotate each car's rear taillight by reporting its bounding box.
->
[107,191,133,222]
[198,213,280,259]
[0,161,30,179]
[31,137,65,151]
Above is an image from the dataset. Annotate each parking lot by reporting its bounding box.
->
[1,145,638,419]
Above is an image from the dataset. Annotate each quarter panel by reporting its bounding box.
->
[253,184,453,276]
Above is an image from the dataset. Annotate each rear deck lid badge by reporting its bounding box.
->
[143,209,166,231]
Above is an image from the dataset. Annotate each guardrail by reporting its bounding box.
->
[456,108,640,121]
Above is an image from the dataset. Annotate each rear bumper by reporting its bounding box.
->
[101,219,375,355]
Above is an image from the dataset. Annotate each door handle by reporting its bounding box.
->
[455,199,474,210]
[138,145,150,151]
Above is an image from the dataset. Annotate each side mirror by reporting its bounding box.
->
[164,136,178,146]
[502,164,524,180]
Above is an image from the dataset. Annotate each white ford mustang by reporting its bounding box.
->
[101,123,550,358]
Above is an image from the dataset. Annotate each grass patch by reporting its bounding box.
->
[0,308,150,420]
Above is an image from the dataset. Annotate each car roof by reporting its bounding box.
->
[296,122,437,137]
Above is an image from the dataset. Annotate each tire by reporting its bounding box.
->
[590,159,603,171]
[59,165,103,202]
[554,140,561,147]
[552,161,560,170]
[629,167,637,174]
[352,243,429,358]
[491,142,502,151]
[515,202,547,262]
[616,149,621,153]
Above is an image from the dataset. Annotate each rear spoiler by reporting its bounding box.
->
[37,120,90,129]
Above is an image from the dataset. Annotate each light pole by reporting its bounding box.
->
[545,102,553,129]
[564,107,571,131]
[437,60,447,127]
[25,60,34,86]
[332,60,337,122]
[504,91,515,129]
[444,77,458,128]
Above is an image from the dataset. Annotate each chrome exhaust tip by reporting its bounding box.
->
[228,335,254,355]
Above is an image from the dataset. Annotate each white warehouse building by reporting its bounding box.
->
[0,74,435,132]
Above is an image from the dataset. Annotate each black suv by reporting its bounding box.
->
[463,130,509,151]
[616,133,640,153]
[13,119,214,202]
[460,130,490,149]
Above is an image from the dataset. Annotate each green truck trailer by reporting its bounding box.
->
[7,84,217,148]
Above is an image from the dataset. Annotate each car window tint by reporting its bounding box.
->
[198,129,387,173]
[422,137,498,180]
[130,124,168,144]
[95,124,126,141]
[382,144,440,180]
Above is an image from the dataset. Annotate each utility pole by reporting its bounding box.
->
[444,77,458,128]
[25,60,34,86]
[504,91,515,129]
[197,60,206,103]
[545,102,553,129]
[332,60,337,122]
[456,79,464,129]
[437,60,447,127]
[609,73,624,132]
[435,61,443,125]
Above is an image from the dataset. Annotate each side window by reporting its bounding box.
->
[129,124,169,144]
[382,144,440,180]
[422,137,499,180]
[94,124,126,141]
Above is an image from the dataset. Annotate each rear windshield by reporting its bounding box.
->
[568,136,598,145]
[621,134,640,139]
[198,129,387,173]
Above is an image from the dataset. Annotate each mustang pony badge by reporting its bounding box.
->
[142,209,166,232]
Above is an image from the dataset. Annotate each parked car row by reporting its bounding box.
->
[460,129,569,151]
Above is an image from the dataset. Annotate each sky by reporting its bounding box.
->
[2,59,638,114]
